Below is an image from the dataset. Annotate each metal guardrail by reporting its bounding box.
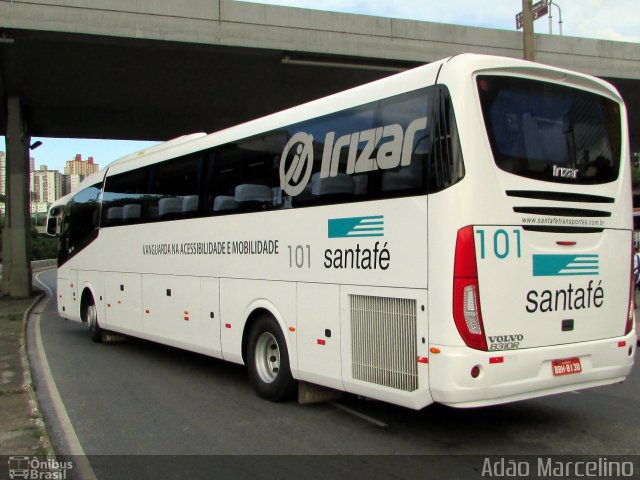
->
[0,259,57,277]
[31,259,57,271]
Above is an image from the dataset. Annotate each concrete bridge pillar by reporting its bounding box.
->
[2,95,32,297]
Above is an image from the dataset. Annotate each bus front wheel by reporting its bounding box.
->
[84,299,102,343]
[247,314,296,402]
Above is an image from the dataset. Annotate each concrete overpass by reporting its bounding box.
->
[1,0,640,296]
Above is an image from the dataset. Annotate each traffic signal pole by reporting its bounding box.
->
[523,0,535,61]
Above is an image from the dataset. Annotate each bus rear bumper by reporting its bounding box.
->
[429,332,636,408]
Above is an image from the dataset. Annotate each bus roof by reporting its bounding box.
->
[104,56,453,177]
[75,53,624,185]
[108,132,207,168]
[48,191,73,213]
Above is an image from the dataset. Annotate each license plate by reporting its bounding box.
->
[552,357,582,376]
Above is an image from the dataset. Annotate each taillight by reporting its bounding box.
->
[453,226,487,351]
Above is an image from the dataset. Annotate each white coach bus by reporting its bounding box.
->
[49,54,636,409]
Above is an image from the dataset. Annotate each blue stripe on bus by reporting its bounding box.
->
[532,254,599,277]
[328,215,384,238]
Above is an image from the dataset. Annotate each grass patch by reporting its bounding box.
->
[0,388,25,396]
[2,313,23,322]
[0,313,23,322]
[35,446,49,456]
[26,427,41,440]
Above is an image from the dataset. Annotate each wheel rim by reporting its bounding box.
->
[87,304,97,330]
[255,332,280,384]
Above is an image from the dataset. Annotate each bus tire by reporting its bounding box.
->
[84,298,102,343]
[247,314,297,402]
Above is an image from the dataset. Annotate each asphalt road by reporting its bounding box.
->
[28,269,640,480]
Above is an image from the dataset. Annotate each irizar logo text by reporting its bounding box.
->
[279,117,428,196]
[552,164,579,179]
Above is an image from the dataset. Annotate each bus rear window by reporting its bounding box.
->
[477,75,621,184]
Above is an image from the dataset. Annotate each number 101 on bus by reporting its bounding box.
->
[476,229,522,260]
[288,244,311,269]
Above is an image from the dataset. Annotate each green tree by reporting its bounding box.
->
[0,215,58,262]
[633,153,640,187]
[30,219,58,260]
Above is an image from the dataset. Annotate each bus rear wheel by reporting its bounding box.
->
[247,314,296,402]
[84,299,102,343]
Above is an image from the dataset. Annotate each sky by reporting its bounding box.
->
[2,0,638,173]
[0,137,160,173]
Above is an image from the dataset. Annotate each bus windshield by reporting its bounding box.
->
[477,75,621,185]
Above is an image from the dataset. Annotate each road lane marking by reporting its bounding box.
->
[31,294,98,480]
[34,271,53,297]
[330,402,388,427]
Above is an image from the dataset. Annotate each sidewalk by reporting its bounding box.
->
[0,291,52,456]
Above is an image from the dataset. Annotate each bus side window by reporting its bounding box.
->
[58,183,102,265]
[102,169,148,225]
[207,139,283,214]
[376,86,431,196]
[149,154,203,219]
[428,86,465,193]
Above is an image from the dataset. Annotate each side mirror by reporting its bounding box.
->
[46,206,64,237]
[46,216,60,236]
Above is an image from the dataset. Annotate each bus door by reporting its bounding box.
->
[141,274,202,346]
[57,271,77,320]
[296,283,343,391]
[104,272,143,332]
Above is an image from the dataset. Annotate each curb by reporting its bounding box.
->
[19,292,55,457]
[29,271,99,480]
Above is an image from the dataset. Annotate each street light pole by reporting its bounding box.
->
[555,1,563,35]
[548,0,563,35]
[522,0,535,61]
